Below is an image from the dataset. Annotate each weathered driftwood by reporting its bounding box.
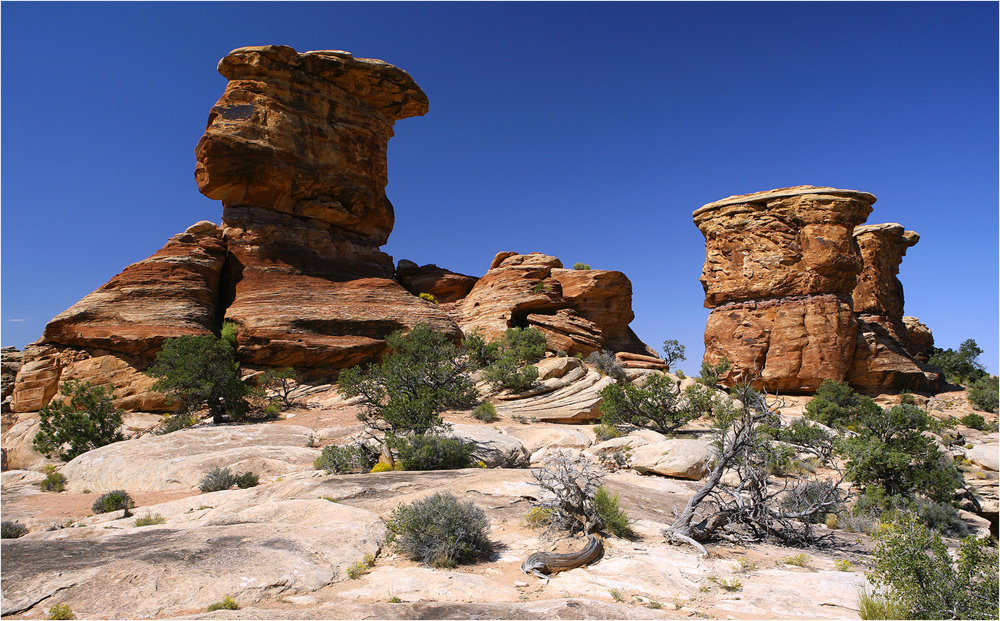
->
[520,534,604,580]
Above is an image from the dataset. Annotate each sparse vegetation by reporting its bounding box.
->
[592,485,632,537]
[260,367,298,409]
[40,465,67,492]
[394,434,473,471]
[735,557,758,573]
[928,339,988,385]
[134,513,166,526]
[33,380,124,461]
[661,339,686,372]
[530,451,608,534]
[572,262,591,270]
[145,335,249,424]
[592,423,621,441]
[198,466,258,492]
[608,588,624,602]
[524,506,554,529]
[347,561,367,579]
[708,575,742,591]
[2,521,28,539]
[480,327,547,393]
[46,604,74,620]
[419,292,438,304]
[206,596,239,612]
[340,324,478,437]
[781,553,811,567]
[235,471,259,489]
[587,350,627,382]
[599,373,695,434]
[804,379,881,428]
[857,589,909,620]
[386,492,493,567]
[314,442,380,474]
[835,559,853,572]
[960,412,987,430]
[370,462,392,473]
[472,402,498,422]
[152,412,199,435]
[91,489,134,518]
[967,376,998,413]
[697,357,730,389]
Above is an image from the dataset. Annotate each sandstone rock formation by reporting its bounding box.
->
[456,252,651,357]
[696,186,939,393]
[1,347,23,405]
[395,260,478,303]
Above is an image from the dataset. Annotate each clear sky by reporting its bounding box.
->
[2,2,997,376]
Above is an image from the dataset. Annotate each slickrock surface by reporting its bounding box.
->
[695,186,940,392]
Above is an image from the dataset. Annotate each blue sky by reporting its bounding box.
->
[2,2,997,376]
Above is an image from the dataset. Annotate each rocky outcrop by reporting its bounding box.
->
[395,260,478,303]
[2,347,24,404]
[696,186,939,393]
[457,252,651,357]
[903,316,934,361]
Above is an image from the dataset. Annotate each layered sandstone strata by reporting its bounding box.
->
[696,186,939,392]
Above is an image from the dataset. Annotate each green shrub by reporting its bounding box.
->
[199,466,237,492]
[145,335,249,424]
[346,561,367,579]
[134,513,166,526]
[206,596,239,612]
[867,514,998,619]
[697,357,730,389]
[395,435,473,471]
[805,379,881,428]
[340,324,478,436]
[960,413,987,430]
[235,471,259,489]
[46,604,74,620]
[608,588,624,602]
[472,402,498,422]
[314,443,380,474]
[483,358,539,393]
[834,559,853,572]
[259,367,298,409]
[661,339,686,372]
[153,412,199,435]
[386,492,493,567]
[781,553,811,567]
[572,263,590,270]
[524,506,553,528]
[587,350,627,382]
[419,292,438,304]
[593,423,621,441]
[531,281,550,294]
[1,521,28,539]
[33,380,124,462]
[40,466,67,492]
[92,490,134,517]
[593,485,632,537]
[967,376,998,413]
[600,373,695,434]
[857,589,909,620]
[928,339,988,385]
[220,320,239,346]
[683,383,718,418]
[779,480,843,523]
[480,327,548,393]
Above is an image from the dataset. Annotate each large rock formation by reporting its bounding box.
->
[695,186,938,393]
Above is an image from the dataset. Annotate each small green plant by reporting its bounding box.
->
[199,466,237,492]
[572,262,591,270]
[646,600,663,609]
[524,506,554,528]
[314,442,380,474]
[587,350,627,382]
[388,595,402,603]
[386,492,493,568]
[593,485,632,538]
[735,557,758,573]
[33,380,125,462]
[235,471,259,489]
[480,327,547,393]
[363,553,376,567]
[419,292,438,304]
[824,512,839,529]
[92,489,134,517]
[47,604,74,620]
[857,589,908,620]
[40,465,67,492]
[512,414,530,424]
[531,281,550,294]
[220,320,239,345]
[781,553,811,567]
[346,561,367,579]
[2,521,28,539]
[134,513,166,527]
[708,575,742,591]
[321,496,338,503]
[394,435,473,471]
[206,596,239,612]
[697,357,730,389]
[835,559,853,572]
[472,402,498,423]
[960,412,987,430]
[593,423,621,441]
[608,588,624,602]
[153,412,199,435]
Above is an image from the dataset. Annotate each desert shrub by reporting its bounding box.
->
[572,262,590,270]
[524,506,554,528]
[472,402,498,422]
[600,373,695,434]
[395,435,472,471]
[857,589,909,620]
[346,561,367,579]
[593,485,632,537]
[481,327,547,393]
[928,339,988,385]
[206,596,239,612]
[314,442,380,474]
[698,357,730,389]
[531,281,550,294]
[805,379,881,428]
[370,462,391,473]
[220,320,239,345]
[340,324,478,436]
[781,553,811,567]
[531,450,606,533]
[708,575,742,591]
[967,376,999,413]
[661,339,686,372]
[153,412,199,435]
[134,513,166,526]
[259,367,298,409]
[92,490,134,517]
[592,423,621,441]
[419,292,438,304]
[2,521,28,539]
[199,466,237,492]
[386,492,493,567]
[587,350,627,382]
[235,471,259,489]
[838,405,963,503]
[867,514,998,619]
[40,465,67,492]
[33,380,124,461]
[960,413,987,430]
[779,479,844,523]
[145,335,249,424]
[682,383,718,418]
[47,604,74,620]
[834,559,853,572]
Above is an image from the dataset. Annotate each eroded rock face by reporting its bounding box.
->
[395,260,478,303]
[851,224,918,316]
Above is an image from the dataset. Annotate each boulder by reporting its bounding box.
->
[442,424,529,468]
[846,315,942,391]
[2,346,24,402]
[395,261,478,303]
[526,309,604,356]
[58,424,320,492]
[628,439,716,480]
[967,444,999,471]
[534,355,584,380]
[851,224,918,317]
[550,269,650,354]
[902,316,934,361]
[501,425,593,455]
[496,369,615,422]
